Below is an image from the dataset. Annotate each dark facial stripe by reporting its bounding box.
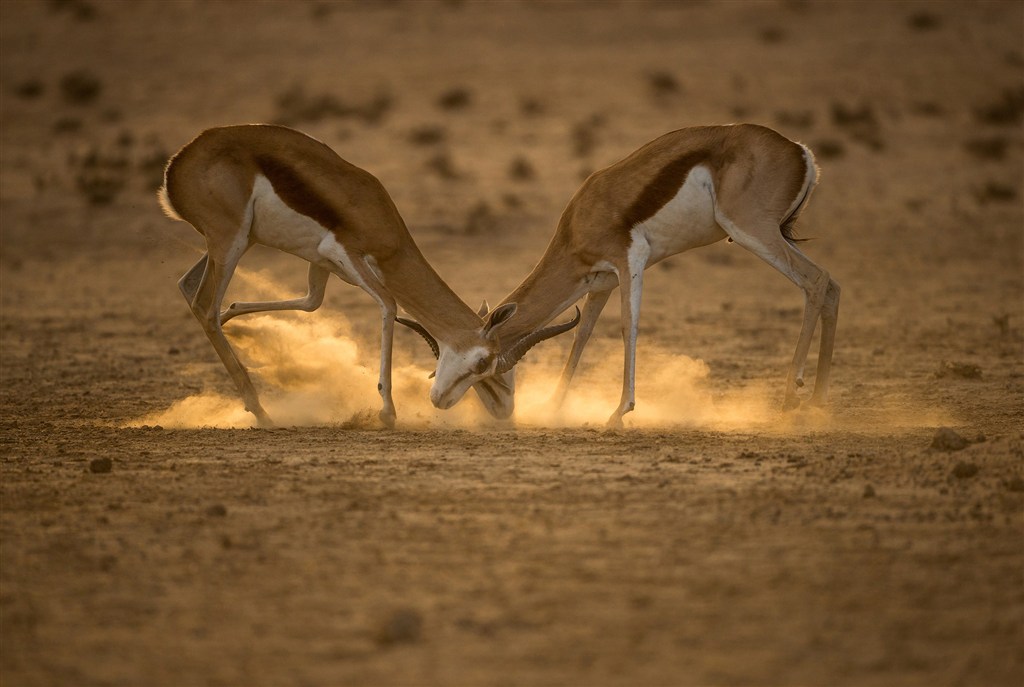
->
[254,155,342,229]
[620,150,708,231]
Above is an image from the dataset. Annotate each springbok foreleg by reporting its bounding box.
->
[221,263,330,324]
[552,287,613,408]
[608,242,650,427]
[348,260,399,429]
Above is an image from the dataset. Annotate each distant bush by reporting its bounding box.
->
[907,11,941,31]
[646,71,681,99]
[408,125,446,146]
[974,86,1024,126]
[508,156,536,182]
[775,110,814,130]
[974,181,1018,204]
[964,137,1008,161]
[60,70,102,105]
[437,88,472,111]
[274,85,393,126]
[71,146,128,205]
[425,151,464,180]
[13,79,44,99]
[812,139,845,160]
[831,102,884,151]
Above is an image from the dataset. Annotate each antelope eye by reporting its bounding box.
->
[472,356,492,375]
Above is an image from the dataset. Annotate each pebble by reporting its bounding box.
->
[951,462,979,479]
[375,608,423,646]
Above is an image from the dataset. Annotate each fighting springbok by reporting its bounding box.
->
[159,124,524,428]
[410,124,840,426]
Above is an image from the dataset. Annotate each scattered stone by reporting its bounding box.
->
[935,360,982,380]
[1005,476,1024,492]
[930,427,969,452]
[863,485,876,498]
[951,462,979,480]
[89,457,112,474]
[375,607,423,646]
[205,504,228,517]
[167,347,180,355]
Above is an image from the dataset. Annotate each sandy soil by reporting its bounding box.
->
[1,1,1022,685]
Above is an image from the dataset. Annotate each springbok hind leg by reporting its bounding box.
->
[810,278,840,406]
[719,217,831,410]
[190,252,274,427]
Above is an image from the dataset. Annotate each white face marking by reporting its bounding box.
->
[630,165,726,264]
[430,344,492,409]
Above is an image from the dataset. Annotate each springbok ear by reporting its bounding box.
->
[484,302,517,339]
[477,299,490,318]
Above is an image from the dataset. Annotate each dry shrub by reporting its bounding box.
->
[520,96,545,116]
[974,86,1024,126]
[14,79,44,99]
[425,151,464,180]
[49,0,96,20]
[70,146,129,205]
[831,102,884,150]
[571,113,606,158]
[53,116,83,134]
[964,137,1008,161]
[973,181,1018,204]
[812,139,845,160]
[775,110,814,130]
[907,11,941,31]
[508,156,536,181]
[758,27,786,43]
[646,71,681,100]
[274,85,393,126]
[60,70,102,105]
[910,101,945,117]
[437,87,472,111]
[408,125,446,146]
[463,201,496,235]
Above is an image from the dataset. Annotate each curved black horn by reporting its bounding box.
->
[495,306,581,373]
[396,317,439,359]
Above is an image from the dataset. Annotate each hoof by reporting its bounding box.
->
[795,377,805,388]
[605,413,624,429]
[379,409,397,430]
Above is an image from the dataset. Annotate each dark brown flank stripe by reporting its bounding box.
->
[620,150,709,231]
[254,154,342,229]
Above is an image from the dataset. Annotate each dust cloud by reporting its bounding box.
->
[128,269,949,432]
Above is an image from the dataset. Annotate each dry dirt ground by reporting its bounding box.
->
[1,1,1023,686]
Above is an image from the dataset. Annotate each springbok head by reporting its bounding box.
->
[398,302,580,418]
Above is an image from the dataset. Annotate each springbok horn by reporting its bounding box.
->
[396,317,439,359]
[495,306,581,373]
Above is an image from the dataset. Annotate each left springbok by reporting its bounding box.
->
[159,124,513,428]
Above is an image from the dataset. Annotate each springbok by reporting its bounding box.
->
[158,124,525,428]
[411,124,840,426]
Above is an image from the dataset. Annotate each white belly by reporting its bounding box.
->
[630,165,725,265]
[250,175,331,264]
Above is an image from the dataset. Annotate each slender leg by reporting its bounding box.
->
[551,287,613,407]
[344,259,398,428]
[178,253,209,304]
[608,244,649,427]
[190,251,273,427]
[810,279,840,405]
[718,215,831,410]
[221,263,330,324]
